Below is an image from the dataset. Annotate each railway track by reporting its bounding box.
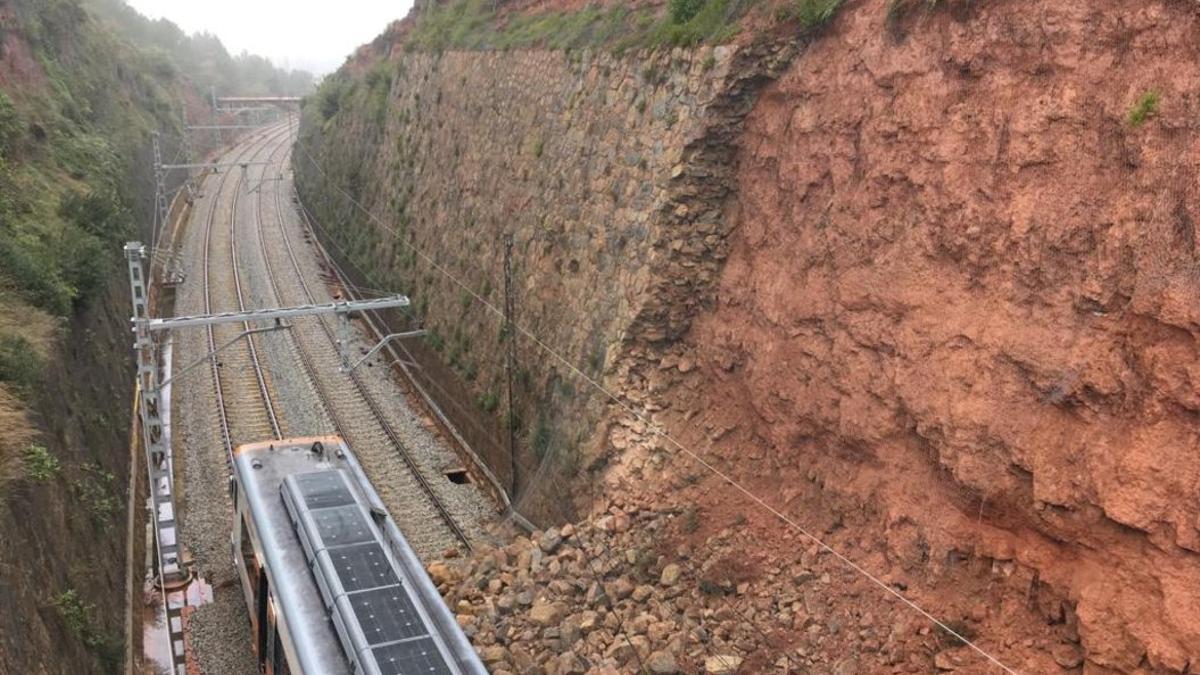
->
[210,129,473,554]
[201,125,293,464]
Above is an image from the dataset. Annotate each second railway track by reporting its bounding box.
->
[196,124,474,555]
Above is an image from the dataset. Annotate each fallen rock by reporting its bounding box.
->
[705,655,742,673]
[646,650,679,674]
[660,563,682,586]
[427,562,454,587]
[540,527,564,553]
[479,645,508,664]
[529,601,568,627]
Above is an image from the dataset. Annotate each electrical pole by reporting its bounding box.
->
[126,240,412,675]
[151,132,169,263]
[179,100,192,167]
[503,233,518,500]
[210,85,221,148]
[125,242,187,675]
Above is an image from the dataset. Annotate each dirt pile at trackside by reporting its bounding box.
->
[648,1,1200,672]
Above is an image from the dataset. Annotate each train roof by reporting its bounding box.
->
[233,436,483,675]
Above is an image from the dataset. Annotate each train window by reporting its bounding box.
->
[240,514,258,599]
[273,623,289,675]
[256,572,270,663]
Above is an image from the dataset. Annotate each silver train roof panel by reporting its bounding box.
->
[234,437,486,675]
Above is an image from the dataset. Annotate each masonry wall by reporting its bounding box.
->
[295,41,792,519]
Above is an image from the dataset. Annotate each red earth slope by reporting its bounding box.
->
[667,1,1200,672]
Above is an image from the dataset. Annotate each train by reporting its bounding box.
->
[230,435,487,674]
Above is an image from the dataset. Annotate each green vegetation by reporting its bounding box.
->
[365,62,394,126]
[793,0,844,29]
[1128,90,1160,127]
[0,0,274,323]
[23,444,60,482]
[646,0,742,49]
[73,463,119,525]
[477,390,500,413]
[531,412,552,459]
[404,0,752,52]
[0,336,44,394]
[52,589,122,668]
[426,329,446,352]
[670,0,707,24]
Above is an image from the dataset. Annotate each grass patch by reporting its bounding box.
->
[52,589,122,668]
[793,0,844,29]
[73,463,118,525]
[477,389,500,413]
[531,411,552,459]
[1127,90,1160,127]
[0,389,35,491]
[0,335,44,395]
[406,0,747,52]
[670,0,707,24]
[646,0,743,49]
[23,444,60,482]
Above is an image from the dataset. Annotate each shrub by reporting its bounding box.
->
[0,391,34,490]
[0,336,44,393]
[795,0,844,29]
[1128,90,1160,127]
[24,444,60,482]
[74,463,118,525]
[531,412,551,459]
[425,329,445,352]
[477,390,499,413]
[0,91,21,157]
[652,0,740,47]
[52,589,120,664]
[53,590,92,640]
[670,0,706,24]
[0,237,75,315]
[318,80,344,120]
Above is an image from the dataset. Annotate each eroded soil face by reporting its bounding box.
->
[666,1,1200,671]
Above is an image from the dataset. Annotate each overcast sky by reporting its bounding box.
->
[125,0,413,75]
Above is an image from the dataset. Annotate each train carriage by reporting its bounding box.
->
[230,436,486,674]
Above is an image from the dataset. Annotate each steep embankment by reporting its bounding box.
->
[0,2,180,670]
[298,0,1197,672]
[0,1,307,672]
[666,1,1200,672]
[295,0,798,522]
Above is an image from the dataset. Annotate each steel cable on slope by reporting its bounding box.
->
[291,142,1024,674]
[292,152,864,672]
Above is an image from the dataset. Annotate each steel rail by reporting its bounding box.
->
[201,124,293,465]
[290,195,516,514]
[228,138,283,442]
[260,142,472,551]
